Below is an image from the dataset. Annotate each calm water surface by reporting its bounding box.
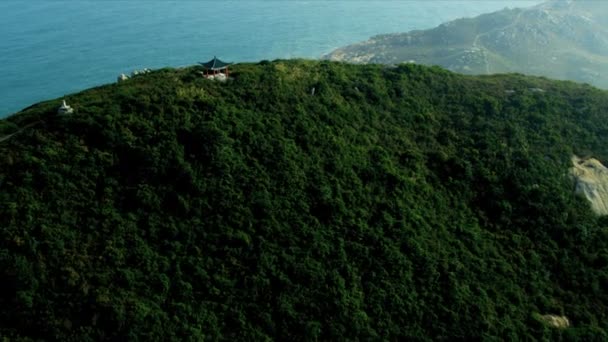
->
[0,1,541,117]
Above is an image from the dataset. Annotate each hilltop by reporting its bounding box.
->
[2,60,608,340]
[325,0,608,89]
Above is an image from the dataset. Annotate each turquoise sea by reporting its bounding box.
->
[0,1,541,117]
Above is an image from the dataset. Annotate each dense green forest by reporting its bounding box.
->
[2,60,608,340]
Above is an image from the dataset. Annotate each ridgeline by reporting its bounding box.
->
[2,60,608,340]
[325,0,608,89]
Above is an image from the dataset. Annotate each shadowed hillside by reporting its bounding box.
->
[2,60,608,340]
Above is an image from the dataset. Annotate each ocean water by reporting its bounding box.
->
[0,1,541,118]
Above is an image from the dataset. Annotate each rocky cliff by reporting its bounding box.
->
[570,155,608,215]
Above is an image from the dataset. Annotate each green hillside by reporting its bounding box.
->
[2,60,608,340]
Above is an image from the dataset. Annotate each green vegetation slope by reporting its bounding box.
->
[325,0,608,89]
[2,60,608,340]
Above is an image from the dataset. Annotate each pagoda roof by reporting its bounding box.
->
[199,56,232,70]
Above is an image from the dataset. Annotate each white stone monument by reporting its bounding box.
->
[57,100,74,115]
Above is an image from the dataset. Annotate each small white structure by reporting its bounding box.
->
[131,68,152,77]
[57,100,74,115]
[118,74,129,82]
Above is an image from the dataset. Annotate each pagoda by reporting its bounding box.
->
[199,56,232,78]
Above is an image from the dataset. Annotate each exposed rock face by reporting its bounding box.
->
[570,155,608,216]
[539,314,570,329]
[203,73,228,82]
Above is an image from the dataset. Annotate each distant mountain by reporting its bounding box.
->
[324,0,608,88]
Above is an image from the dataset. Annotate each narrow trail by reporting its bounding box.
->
[0,133,16,143]
[472,10,525,74]
[0,121,43,144]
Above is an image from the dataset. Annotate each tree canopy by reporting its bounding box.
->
[1,60,608,340]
